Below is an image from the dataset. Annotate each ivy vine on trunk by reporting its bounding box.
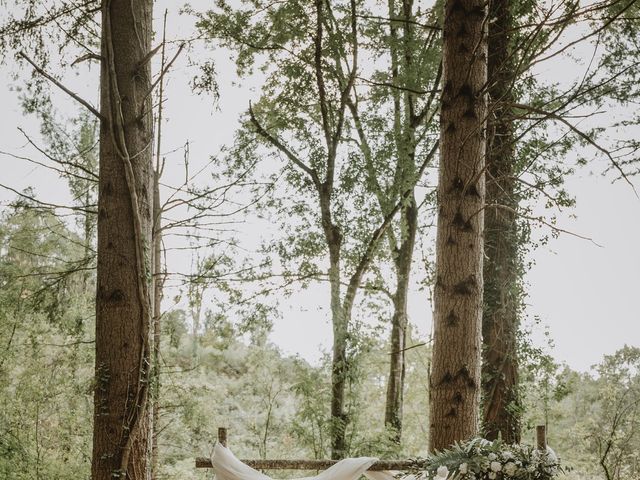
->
[92,0,154,478]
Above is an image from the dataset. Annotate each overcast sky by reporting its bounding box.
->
[1,3,638,374]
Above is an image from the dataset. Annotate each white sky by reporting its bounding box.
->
[0,2,639,374]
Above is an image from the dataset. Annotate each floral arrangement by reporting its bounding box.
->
[403,438,564,480]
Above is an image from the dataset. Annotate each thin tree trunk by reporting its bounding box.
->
[151,11,167,477]
[385,197,417,441]
[326,227,348,459]
[92,0,154,478]
[429,0,488,452]
[83,187,94,288]
[481,0,522,444]
[327,208,381,459]
[330,305,348,460]
[190,288,203,356]
[151,171,163,479]
[383,0,420,443]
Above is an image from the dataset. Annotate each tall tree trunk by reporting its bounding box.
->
[92,0,154,478]
[385,197,417,442]
[481,0,522,444]
[429,0,488,452]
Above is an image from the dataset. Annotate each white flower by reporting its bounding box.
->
[502,451,514,460]
[435,465,449,479]
[503,462,517,476]
[532,445,559,472]
[488,473,497,480]
[490,461,502,472]
[545,447,558,464]
[458,463,468,475]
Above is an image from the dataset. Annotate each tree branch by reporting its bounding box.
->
[18,51,104,121]
[511,102,637,194]
[248,103,320,185]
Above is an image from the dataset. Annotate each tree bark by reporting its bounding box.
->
[92,0,154,478]
[429,0,488,452]
[481,0,522,444]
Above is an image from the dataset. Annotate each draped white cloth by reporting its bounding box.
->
[211,444,380,480]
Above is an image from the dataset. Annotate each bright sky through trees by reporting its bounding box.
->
[0,2,638,375]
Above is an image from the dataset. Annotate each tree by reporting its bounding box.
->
[0,206,95,479]
[195,0,436,458]
[481,0,522,443]
[343,3,441,443]
[0,9,152,473]
[480,0,640,443]
[589,347,640,480]
[428,0,488,452]
[195,0,443,455]
[598,0,640,178]
[92,1,154,478]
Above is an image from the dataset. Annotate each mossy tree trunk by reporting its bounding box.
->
[385,198,417,441]
[481,0,522,444]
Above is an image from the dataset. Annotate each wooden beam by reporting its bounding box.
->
[195,458,417,470]
[198,427,415,470]
[197,426,553,470]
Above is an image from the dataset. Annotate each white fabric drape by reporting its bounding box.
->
[211,444,379,480]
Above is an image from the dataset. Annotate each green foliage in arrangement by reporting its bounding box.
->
[405,438,564,480]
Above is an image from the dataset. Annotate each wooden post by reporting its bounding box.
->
[218,427,228,447]
[536,425,547,451]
